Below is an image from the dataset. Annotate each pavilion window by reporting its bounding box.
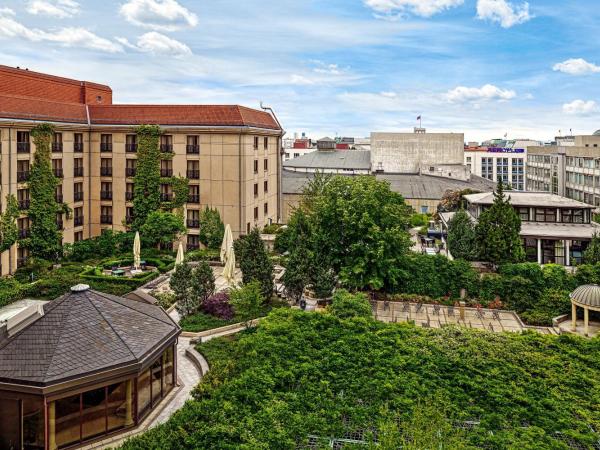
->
[0,397,20,450]
[107,381,129,432]
[151,359,162,406]
[163,345,175,394]
[137,369,152,420]
[81,387,106,441]
[535,208,556,223]
[22,396,44,450]
[54,394,81,448]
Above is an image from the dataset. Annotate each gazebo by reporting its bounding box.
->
[570,284,600,337]
[0,284,180,450]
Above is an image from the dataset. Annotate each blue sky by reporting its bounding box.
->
[0,0,599,141]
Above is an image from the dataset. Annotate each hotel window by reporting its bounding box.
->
[17,160,30,182]
[535,208,556,223]
[496,157,509,184]
[160,135,173,153]
[17,130,30,153]
[74,158,84,177]
[160,160,173,177]
[561,209,584,224]
[186,135,200,154]
[52,132,63,152]
[55,185,63,203]
[482,157,493,180]
[187,234,200,251]
[264,180,268,193]
[74,132,84,152]
[187,161,200,179]
[101,206,112,224]
[74,207,84,226]
[75,230,83,242]
[254,207,259,220]
[101,158,112,176]
[126,159,137,177]
[126,183,134,201]
[264,137,269,150]
[188,185,200,203]
[264,158,268,171]
[254,183,258,197]
[126,134,137,152]
[52,159,63,178]
[101,182,112,200]
[253,136,259,150]
[516,207,529,221]
[100,134,112,152]
[187,210,200,228]
[254,159,258,174]
[74,182,83,202]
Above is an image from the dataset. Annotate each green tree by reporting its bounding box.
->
[475,181,525,266]
[234,227,274,298]
[0,195,19,252]
[27,123,62,260]
[328,290,372,320]
[230,281,265,328]
[140,211,186,248]
[191,260,215,306]
[308,175,412,291]
[133,125,161,230]
[171,263,194,316]
[447,208,478,260]
[584,232,600,264]
[198,207,225,249]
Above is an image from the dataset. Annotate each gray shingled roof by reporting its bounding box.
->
[283,150,371,170]
[282,170,495,199]
[0,288,179,386]
[571,284,600,308]
[465,191,594,208]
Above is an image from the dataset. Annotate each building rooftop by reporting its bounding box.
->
[571,284,600,309]
[283,150,371,171]
[464,191,594,208]
[282,169,495,199]
[0,286,180,387]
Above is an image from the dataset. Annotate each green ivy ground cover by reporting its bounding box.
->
[121,309,600,449]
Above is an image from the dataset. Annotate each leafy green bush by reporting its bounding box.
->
[262,223,284,234]
[409,213,429,228]
[185,248,220,262]
[328,290,372,319]
[121,309,600,449]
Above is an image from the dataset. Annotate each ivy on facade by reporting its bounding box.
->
[160,175,189,211]
[0,195,19,252]
[26,123,62,260]
[132,125,162,230]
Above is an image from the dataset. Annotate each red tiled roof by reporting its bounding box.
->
[0,65,112,105]
[88,104,280,129]
[0,94,87,124]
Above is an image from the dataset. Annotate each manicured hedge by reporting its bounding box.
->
[99,257,174,273]
[121,309,600,449]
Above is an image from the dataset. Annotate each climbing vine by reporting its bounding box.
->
[160,175,189,211]
[0,195,19,252]
[133,125,162,230]
[27,123,62,260]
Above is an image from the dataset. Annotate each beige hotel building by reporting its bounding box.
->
[0,65,283,275]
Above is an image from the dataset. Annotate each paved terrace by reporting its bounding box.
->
[373,301,557,334]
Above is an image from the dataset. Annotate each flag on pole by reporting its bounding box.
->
[417,115,421,121]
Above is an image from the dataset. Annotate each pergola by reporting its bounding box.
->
[570,284,600,337]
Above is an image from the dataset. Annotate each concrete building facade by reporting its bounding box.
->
[465,147,526,190]
[0,66,283,274]
[371,130,464,174]
[526,135,600,207]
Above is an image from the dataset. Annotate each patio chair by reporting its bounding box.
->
[433,304,441,315]
[448,306,455,316]
[415,303,423,313]
[476,309,485,319]
[492,310,501,321]
[402,303,410,312]
[384,300,390,311]
[421,321,430,328]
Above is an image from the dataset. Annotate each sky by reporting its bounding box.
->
[0,0,599,142]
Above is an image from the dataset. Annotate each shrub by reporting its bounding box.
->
[198,207,225,249]
[409,213,429,228]
[328,290,372,320]
[230,281,265,328]
[201,292,234,320]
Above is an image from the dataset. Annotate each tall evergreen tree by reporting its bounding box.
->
[584,232,600,264]
[447,208,478,260]
[133,125,161,230]
[172,263,194,316]
[191,260,216,306]
[234,227,273,298]
[0,195,19,253]
[28,124,62,260]
[198,207,225,249]
[475,181,525,266]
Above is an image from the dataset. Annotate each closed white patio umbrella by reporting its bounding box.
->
[175,241,185,266]
[221,224,235,284]
[133,231,141,270]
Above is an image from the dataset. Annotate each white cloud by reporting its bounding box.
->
[446,84,516,102]
[116,32,191,56]
[364,0,464,18]
[120,0,198,31]
[563,100,598,116]
[380,91,398,98]
[476,0,531,28]
[0,8,122,52]
[289,74,315,86]
[553,58,600,76]
[26,0,80,18]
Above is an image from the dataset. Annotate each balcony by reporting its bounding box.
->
[100,215,113,224]
[74,191,84,202]
[100,142,112,152]
[55,194,63,203]
[126,191,135,201]
[160,144,173,153]
[186,145,200,154]
[160,169,173,177]
[101,191,113,201]
[187,243,200,251]
[188,194,200,204]
[100,167,113,177]
[56,220,63,230]
[126,168,136,177]
[18,200,30,210]
[126,143,138,153]
[53,169,64,178]
[74,167,84,177]
[186,170,200,179]
[52,142,63,153]
[160,193,173,202]
[74,142,84,152]
[187,219,200,228]
[74,216,84,227]
[17,171,30,182]
[17,142,30,153]
[18,229,30,239]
